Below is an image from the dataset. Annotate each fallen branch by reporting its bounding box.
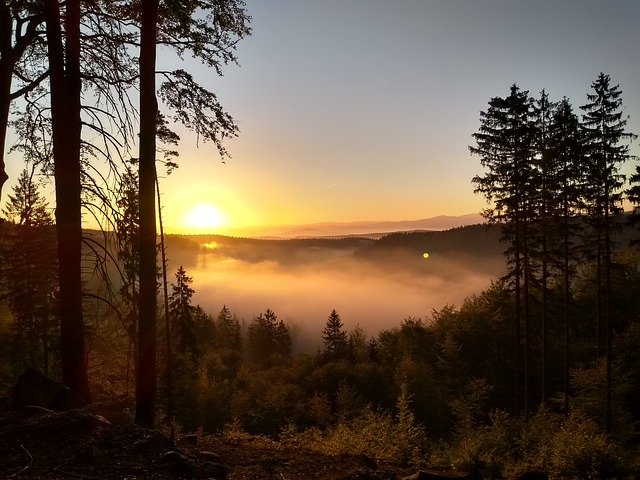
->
[9,443,33,478]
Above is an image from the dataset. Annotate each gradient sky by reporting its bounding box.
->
[4,1,640,233]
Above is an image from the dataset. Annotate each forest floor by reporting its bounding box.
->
[0,402,422,480]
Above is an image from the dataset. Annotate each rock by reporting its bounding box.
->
[199,450,222,462]
[132,431,168,451]
[183,433,199,445]
[160,450,200,477]
[402,470,473,480]
[201,460,228,479]
[513,472,548,480]
[12,369,87,411]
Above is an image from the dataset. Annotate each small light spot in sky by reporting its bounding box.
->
[423,252,430,259]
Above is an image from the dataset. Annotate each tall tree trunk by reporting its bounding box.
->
[541,231,548,406]
[0,66,10,199]
[563,178,570,416]
[45,0,90,401]
[514,215,522,415]
[0,3,12,199]
[156,174,173,422]
[135,0,159,427]
[523,219,530,418]
[604,185,612,434]
[596,212,603,358]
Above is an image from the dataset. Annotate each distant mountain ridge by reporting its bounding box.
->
[220,213,484,239]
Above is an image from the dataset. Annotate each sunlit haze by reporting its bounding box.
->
[182,203,230,232]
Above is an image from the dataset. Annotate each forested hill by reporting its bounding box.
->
[165,222,503,268]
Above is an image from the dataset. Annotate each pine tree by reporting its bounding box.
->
[1,168,57,374]
[471,84,536,414]
[580,73,636,432]
[169,266,196,357]
[629,168,640,240]
[322,309,347,360]
[530,90,556,405]
[215,305,242,352]
[115,166,139,346]
[247,309,291,366]
[547,97,585,414]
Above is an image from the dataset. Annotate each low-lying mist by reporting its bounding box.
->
[164,227,504,352]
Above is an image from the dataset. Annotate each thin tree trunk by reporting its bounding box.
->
[596,213,603,358]
[523,221,530,418]
[514,215,522,415]
[0,4,44,199]
[0,66,10,199]
[156,173,173,422]
[563,179,570,416]
[0,4,12,199]
[541,233,548,406]
[45,0,90,401]
[135,0,159,427]
[604,187,612,434]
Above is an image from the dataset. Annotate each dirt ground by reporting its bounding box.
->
[0,405,417,480]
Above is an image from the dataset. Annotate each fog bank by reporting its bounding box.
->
[164,229,504,352]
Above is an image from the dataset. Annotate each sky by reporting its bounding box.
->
[4,0,640,234]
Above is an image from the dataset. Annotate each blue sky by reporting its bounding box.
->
[4,0,640,232]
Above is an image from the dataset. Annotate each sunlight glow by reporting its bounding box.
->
[184,204,229,231]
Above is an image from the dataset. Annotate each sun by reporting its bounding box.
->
[184,203,229,231]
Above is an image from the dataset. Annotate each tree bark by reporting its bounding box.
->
[0,2,12,198]
[135,0,159,427]
[45,0,90,401]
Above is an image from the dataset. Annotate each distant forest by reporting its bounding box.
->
[1,1,640,475]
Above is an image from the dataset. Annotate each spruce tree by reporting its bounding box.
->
[215,305,242,352]
[1,168,57,374]
[322,309,347,360]
[548,97,585,414]
[471,84,536,414]
[531,90,556,405]
[580,73,636,432]
[169,266,196,357]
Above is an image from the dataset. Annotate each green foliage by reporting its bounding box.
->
[229,365,302,435]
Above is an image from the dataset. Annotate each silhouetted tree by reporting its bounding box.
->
[530,90,556,405]
[0,2,46,198]
[547,97,585,414]
[135,0,159,428]
[115,166,139,343]
[43,0,90,401]
[247,309,291,367]
[322,309,347,360]
[471,84,536,414]
[169,266,196,357]
[1,167,57,374]
[215,305,242,353]
[580,73,636,432]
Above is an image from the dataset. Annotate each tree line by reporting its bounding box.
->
[471,73,638,431]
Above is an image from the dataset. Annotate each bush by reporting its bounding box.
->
[285,387,428,466]
[431,408,630,479]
